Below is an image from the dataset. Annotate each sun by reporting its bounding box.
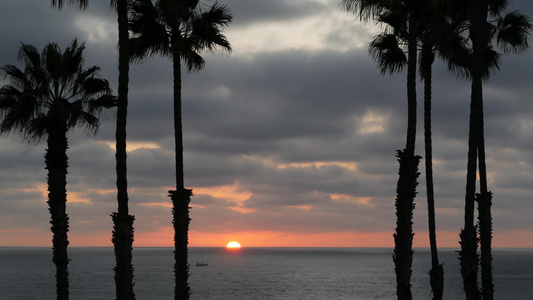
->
[226,241,241,248]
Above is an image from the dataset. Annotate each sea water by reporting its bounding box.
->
[0,247,532,299]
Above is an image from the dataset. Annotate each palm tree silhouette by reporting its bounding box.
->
[417,4,470,299]
[129,1,232,298]
[51,1,137,298]
[342,1,421,298]
[445,1,531,298]
[476,9,530,300]
[367,2,471,297]
[110,0,136,299]
[0,39,115,300]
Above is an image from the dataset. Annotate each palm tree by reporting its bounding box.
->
[456,2,489,298]
[0,39,115,300]
[447,1,531,298]
[50,1,136,298]
[110,0,136,299]
[478,9,530,300]
[368,3,469,297]
[129,1,232,298]
[415,4,463,298]
[418,4,472,299]
[342,1,420,298]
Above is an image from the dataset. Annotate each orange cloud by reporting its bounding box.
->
[193,183,255,213]
[330,194,373,205]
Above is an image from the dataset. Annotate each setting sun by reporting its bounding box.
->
[226,241,241,248]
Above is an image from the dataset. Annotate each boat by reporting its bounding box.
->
[196,252,208,266]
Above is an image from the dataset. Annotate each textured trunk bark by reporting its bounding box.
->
[170,189,192,300]
[113,0,136,299]
[111,213,136,300]
[393,2,419,299]
[393,151,420,300]
[172,48,191,300]
[46,125,70,300]
[477,191,494,300]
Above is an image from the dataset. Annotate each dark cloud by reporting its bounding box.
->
[1,0,533,246]
[221,0,329,26]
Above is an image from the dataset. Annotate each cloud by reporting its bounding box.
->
[1,0,533,247]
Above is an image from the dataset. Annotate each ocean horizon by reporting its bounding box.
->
[1,247,532,299]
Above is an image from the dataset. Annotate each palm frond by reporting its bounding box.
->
[76,66,101,87]
[377,9,407,37]
[341,0,392,21]
[129,28,170,62]
[481,47,501,80]
[369,33,407,75]
[17,43,41,72]
[63,39,85,77]
[0,86,20,110]
[43,43,63,83]
[129,0,170,62]
[1,65,29,90]
[176,39,206,72]
[129,0,232,70]
[496,10,531,54]
[81,77,111,96]
[0,94,42,138]
[0,39,113,142]
[88,94,117,115]
[77,110,101,135]
[50,0,88,10]
[200,2,232,26]
[66,99,100,134]
[191,2,232,53]
[445,45,472,79]
[488,0,511,17]
[113,0,147,9]
[25,115,48,143]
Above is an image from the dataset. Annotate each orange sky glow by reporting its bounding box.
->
[2,228,533,248]
[1,183,532,248]
[1,179,532,248]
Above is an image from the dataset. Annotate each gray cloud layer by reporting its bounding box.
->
[1,0,532,246]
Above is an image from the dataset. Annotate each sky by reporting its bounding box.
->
[1,0,533,248]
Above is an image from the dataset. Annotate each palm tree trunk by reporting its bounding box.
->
[477,97,494,300]
[478,100,488,196]
[170,189,192,300]
[460,72,482,300]
[115,0,130,222]
[422,44,443,300]
[111,213,135,300]
[112,0,136,299]
[476,190,493,300]
[174,55,185,191]
[460,88,481,298]
[405,2,418,158]
[46,125,70,300]
[393,150,420,300]
[460,1,487,299]
[172,51,191,300]
[393,3,419,299]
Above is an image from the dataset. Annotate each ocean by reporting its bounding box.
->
[0,247,531,299]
